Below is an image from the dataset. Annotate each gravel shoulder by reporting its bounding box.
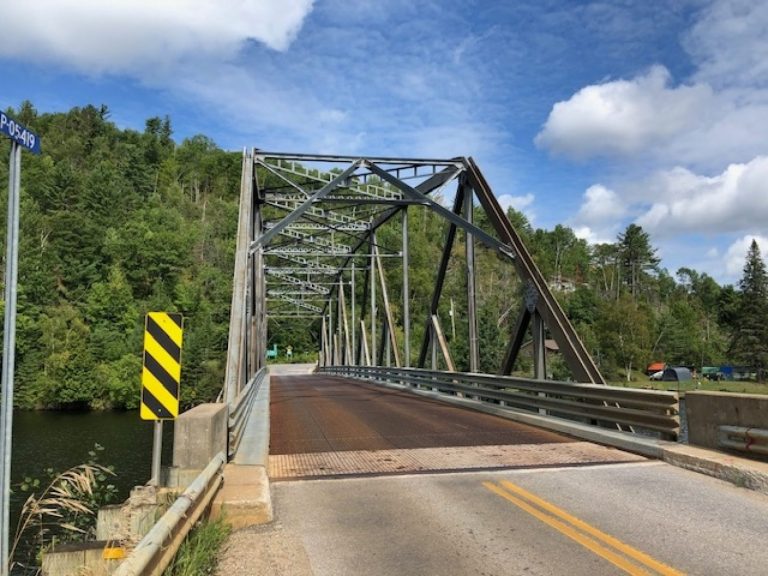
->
[216,521,314,576]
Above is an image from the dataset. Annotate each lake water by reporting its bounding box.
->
[10,410,174,567]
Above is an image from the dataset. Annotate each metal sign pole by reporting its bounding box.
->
[150,421,163,486]
[1,142,21,576]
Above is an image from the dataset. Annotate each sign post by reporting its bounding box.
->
[0,111,40,576]
[141,312,183,486]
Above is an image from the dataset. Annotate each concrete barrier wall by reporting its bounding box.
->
[685,391,768,449]
[210,373,273,528]
[172,403,228,470]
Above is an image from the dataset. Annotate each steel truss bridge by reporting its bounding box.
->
[106,151,683,575]
[223,151,611,405]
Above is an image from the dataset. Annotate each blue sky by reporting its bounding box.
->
[2,0,767,285]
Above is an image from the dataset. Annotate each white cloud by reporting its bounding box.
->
[536,0,768,277]
[573,226,613,246]
[568,185,625,246]
[636,156,768,235]
[684,0,768,89]
[573,184,626,226]
[0,1,314,74]
[536,2,768,170]
[534,66,716,159]
[724,234,768,277]
[497,193,533,212]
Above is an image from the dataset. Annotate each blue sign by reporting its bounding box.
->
[0,112,41,155]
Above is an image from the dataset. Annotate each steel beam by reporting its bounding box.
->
[251,160,362,250]
[374,244,401,367]
[431,314,456,372]
[360,319,371,366]
[257,151,462,166]
[365,161,515,259]
[402,209,410,367]
[464,178,479,373]
[499,305,532,375]
[417,186,465,367]
[370,233,377,360]
[224,150,253,406]
[351,262,357,365]
[355,255,370,366]
[320,312,327,366]
[465,158,605,385]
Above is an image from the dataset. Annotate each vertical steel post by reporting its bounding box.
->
[1,143,21,576]
[370,233,377,362]
[533,311,547,415]
[402,209,410,367]
[351,262,356,365]
[356,257,370,366]
[329,297,334,365]
[465,184,479,372]
[253,167,264,371]
[385,328,391,367]
[336,283,342,363]
[374,245,401,367]
[150,421,163,486]
[431,328,437,371]
[533,311,546,380]
[245,254,253,380]
[320,316,328,366]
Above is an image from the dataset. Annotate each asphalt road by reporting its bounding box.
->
[220,460,768,575]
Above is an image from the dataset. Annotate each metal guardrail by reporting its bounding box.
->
[113,452,226,576]
[719,426,768,456]
[320,366,680,439]
[228,366,268,458]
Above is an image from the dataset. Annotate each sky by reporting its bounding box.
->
[1,0,767,285]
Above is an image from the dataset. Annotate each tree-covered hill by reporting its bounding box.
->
[1,102,765,410]
[0,102,240,409]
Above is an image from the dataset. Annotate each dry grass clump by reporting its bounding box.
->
[11,463,114,573]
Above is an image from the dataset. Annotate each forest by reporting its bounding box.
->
[1,102,766,410]
[0,102,241,409]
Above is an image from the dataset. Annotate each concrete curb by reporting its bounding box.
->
[212,373,273,528]
[365,378,768,496]
[661,444,768,495]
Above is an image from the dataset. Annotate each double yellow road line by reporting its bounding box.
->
[483,480,684,576]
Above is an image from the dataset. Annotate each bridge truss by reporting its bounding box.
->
[223,151,605,405]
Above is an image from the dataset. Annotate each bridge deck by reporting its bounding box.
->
[269,375,644,479]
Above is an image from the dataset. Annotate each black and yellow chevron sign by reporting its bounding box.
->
[141,312,183,420]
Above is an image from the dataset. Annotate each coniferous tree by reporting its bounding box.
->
[617,224,660,299]
[729,240,768,379]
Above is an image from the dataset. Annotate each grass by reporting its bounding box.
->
[266,352,318,365]
[610,374,768,395]
[163,517,230,576]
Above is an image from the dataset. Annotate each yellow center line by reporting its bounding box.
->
[498,480,684,576]
[483,481,685,576]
